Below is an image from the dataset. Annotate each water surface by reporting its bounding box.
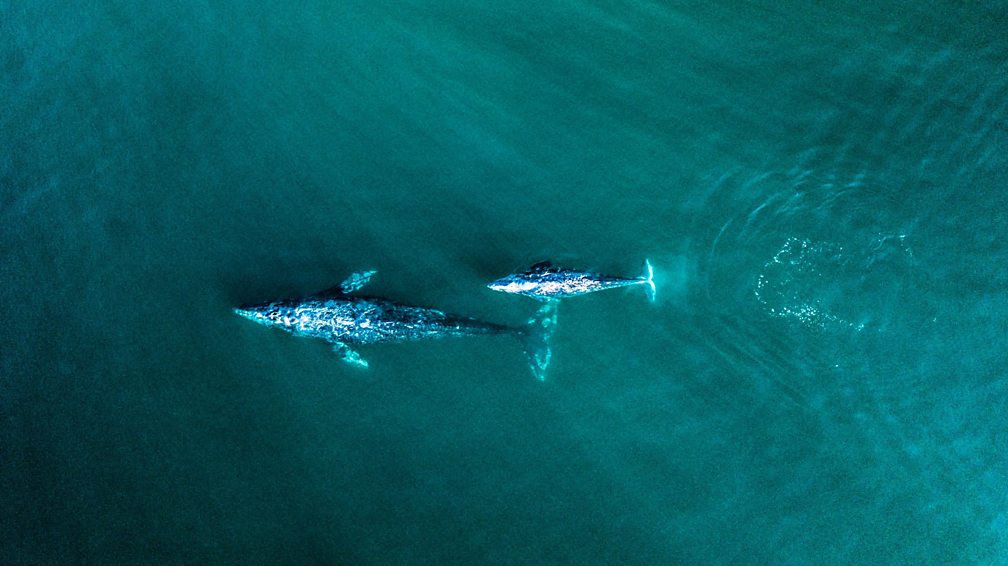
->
[3,1,1007,563]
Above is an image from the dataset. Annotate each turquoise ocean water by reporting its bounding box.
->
[3,1,1007,563]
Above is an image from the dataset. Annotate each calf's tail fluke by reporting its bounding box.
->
[521,301,558,381]
[641,258,656,302]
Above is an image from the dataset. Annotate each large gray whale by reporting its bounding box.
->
[234,270,558,380]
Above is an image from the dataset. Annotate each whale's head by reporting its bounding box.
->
[233,302,289,329]
[487,275,539,296]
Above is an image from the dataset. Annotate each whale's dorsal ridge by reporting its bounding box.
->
[529,261,554,273]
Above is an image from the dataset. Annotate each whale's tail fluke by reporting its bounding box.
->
[640,258,656,302]
[521,301,558,381]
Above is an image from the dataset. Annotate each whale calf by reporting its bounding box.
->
[488,259,655,302]
[235,270,558,380]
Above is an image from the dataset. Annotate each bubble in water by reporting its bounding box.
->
[754,235,913,332]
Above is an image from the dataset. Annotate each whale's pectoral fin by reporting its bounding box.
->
[333,343,369,368]
[521,302,558,381]
[339,270,377,294]
[532,295,560,303]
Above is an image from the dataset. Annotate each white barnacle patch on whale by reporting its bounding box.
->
[505,281,538,293]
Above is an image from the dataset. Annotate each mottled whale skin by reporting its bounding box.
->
[234,270,557,380]
[488,260,655,302]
